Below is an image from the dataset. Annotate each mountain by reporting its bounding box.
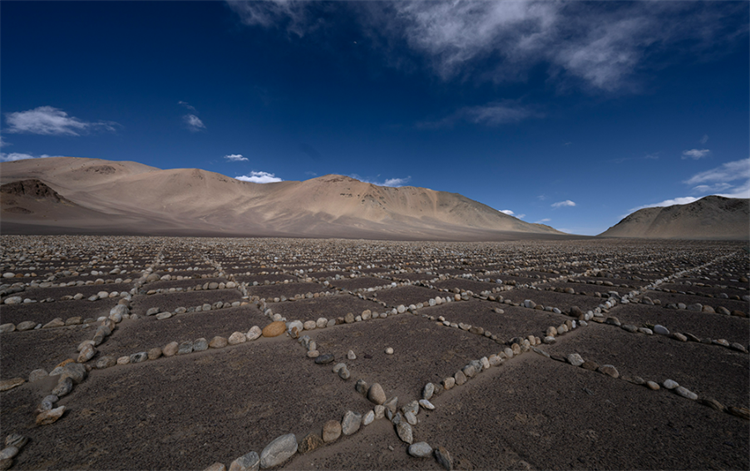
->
[599,195,749,240]
[0,157,565,240]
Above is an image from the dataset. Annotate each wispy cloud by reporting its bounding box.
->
[183,114,206,132]
[682,148,710,160]
[178,101,197,112]
[552,200,576,208]
[0,152,53,162]
[350,174,411,187]
[611,152,660,164]
[419,101,542,128]
[236,171,282,183]
[5,106,118,136]
[224,153,248,162]
[628,196,699,214]
[228,2,746,92]
[535,218,551,224]
[684,158,750,186]
[699,134,709,144]
[0,136,8,147]
[499,209,525,219]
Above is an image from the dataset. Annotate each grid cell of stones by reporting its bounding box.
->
[0,235,748,470]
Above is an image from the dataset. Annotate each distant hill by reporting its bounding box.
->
[0,157,566,240]
[599,195,749,240]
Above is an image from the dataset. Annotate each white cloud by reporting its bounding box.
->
[628,197,699,213]
[690,183,732,194]
[228,2,745,92]
[682,148,710,160]
[420,101,542,128]
[551,200,576,208]
[235,171,282,183]
[5,106,117,136]
[350,174,411,187]
[0,152,52,162]
[535,218,551,224]
[699,134,709,144]
[224,154,248,162]
[499,209,525,219]
[684,158,750,185]
[183,114,206,132]
[0,136,8,147]
[178,101,197,112]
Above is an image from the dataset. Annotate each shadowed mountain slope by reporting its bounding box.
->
[599,195,749,240]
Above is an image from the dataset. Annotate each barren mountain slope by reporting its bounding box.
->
[600,195,750,240]
[0,157,564,239]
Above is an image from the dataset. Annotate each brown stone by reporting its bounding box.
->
[163,341,179,357]
[148,347,163,360]
[36,406,65,425]
[580,361,599,371]
[298,433,324,453]
[262,321,286,337]
[322,420,342,443]
[209,336,228,348]
[728,406,750,420]
[0,378,25,392]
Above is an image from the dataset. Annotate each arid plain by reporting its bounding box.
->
[0,236,748,470]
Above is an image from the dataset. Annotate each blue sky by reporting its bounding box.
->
[1,1,748,235]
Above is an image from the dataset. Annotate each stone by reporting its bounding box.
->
[36,406,65,425]
[148,348,162,360]
[163,341,179,357]
[156,312,172,320]
[567,353,585,367]
[43,318,65,329]
[341,410,362,435]
[454,370,467,386]
[344,312,355,323]
[338,366,351,380]
[646,381,660,390]
[672,332,688,342]
[5,434,27,449]
[368,383,386,405]
[246,326,262,341]
[52,377,73,397]
[228,332,247,345]
[130,352,148,364]
[322,420,342,443]
[675,386,698,400]
[728,406,750,420]
[385,347,394,355]
[298,433,324,454]
[663,379,679,390]
[0,324,15,333]
[597,364,619,378]
[16,321,35,331]
[229,451,260,471]
[96,356,117,369]
[204,462,226,471]
[653,324,669,335]
[363,410,375,426]
[396,421,413,444]
[260,433,297,469]
[408,442,433,458]
[404,411,417,425]
[316,317,328,328]
[442,377,455,390]
[77,344,96,363]
[700,398,725,411]
[303,320,316,330]
[355,379,368,395]
[419,399,435,410]
[29,369,48,382]
[374,405,385,419]
[178,341,194,354]
[347,350,356,360]
[423,382,435,400]
[384,396,399,416]
[315,354,334,365]
[262,321,286,337]
[730,343,748,353]
[0,378,24,392]
[210,336,228,348]
[434,446,453,471]
[193,338,209,352]
[462,365,476,378]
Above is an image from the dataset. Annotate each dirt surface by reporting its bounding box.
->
[1,235,747,471]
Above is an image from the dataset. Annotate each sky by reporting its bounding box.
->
[1,1,748,235]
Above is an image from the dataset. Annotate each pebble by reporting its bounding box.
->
[653,325,669,335]
[314,354,334,364]
[210,336,228,348]
[454,370,467,386]
[178,341,194,354]
[16,321,35,331]
[148,347,163,360]
[442,377,455,390]
[52,377,73,397]
[96,356,117,369]
[322,420,342,443]
[28,369,48,382]
[597,365,619,378]
[347,350,356,360]
[419,399,435,410]
[422,383,434,400]
[663,379,679,390]
[434,446,453,471]
[0,447,18,460]
[699,397,725,411]
[374,405,385,419]
[675,386,698,400]
[163,342,179,357]
[297,433,324,454]
[363,410,375,426]
[36,406,65,425]
[341,410,362,435]
[385,347,394,355]
[396,421,413,444]
[228,451,259,471]
[338,366,351,380]
[259,433,297,469]
[5,434,28,449]
[567,353,584,367]
[117,356,130,365]
[156,312,172,320]
[228,332,247,345]
[646,381,660,390]
[408,442,433,458]
[367,383,386,405]
[130,352,148,363]
[262,321,286,337]
[728,406,750,420]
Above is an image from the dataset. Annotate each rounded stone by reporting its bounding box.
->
[408,442,433,458]
[259,433,297,469]
[341,410,362,435]
[322,420,342,443]
[368,383,386,405]
[262,321,286,338]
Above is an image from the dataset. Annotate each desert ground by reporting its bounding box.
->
[0,236,748,470]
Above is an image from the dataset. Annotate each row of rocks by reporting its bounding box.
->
[146,300,245,321]
[0,433,29,470]
[142,280,238,296]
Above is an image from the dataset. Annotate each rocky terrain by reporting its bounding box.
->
[0,157,561,240]
[0,235,748,470]
[600,195,750,240]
